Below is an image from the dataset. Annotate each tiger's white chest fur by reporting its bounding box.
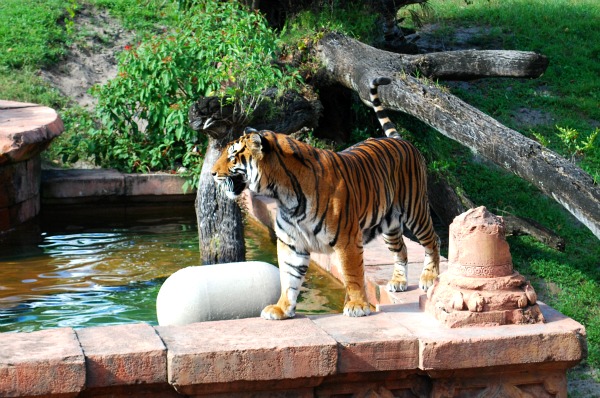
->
[274,206,334,254]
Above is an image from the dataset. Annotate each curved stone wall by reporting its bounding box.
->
[0,100,63,231]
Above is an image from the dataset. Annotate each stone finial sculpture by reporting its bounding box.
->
[421,206,544,327]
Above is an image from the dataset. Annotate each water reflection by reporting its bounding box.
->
[0,205,343,332]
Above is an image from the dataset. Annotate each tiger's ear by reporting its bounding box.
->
[247,132,271,157]
[243,126,258,136]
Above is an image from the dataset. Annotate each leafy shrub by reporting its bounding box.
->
[82,1,300,179]
[555,125,598,161]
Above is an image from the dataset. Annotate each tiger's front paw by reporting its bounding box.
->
[261,304,294,320]
[419,269,438,291]
[386,275,408,292]
[343,300,372,317]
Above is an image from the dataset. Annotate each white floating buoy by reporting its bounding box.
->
[156,261,280,325]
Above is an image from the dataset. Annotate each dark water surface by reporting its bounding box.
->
[0,204,343,332]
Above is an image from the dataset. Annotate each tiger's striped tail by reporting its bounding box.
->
[369,77,401,139]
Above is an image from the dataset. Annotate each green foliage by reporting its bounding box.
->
[64,0,79,36]
[555,125,599,162]
[291,129,336,150]
[280,1,382,47]
[47,106,102,166]
[84,1,301,178]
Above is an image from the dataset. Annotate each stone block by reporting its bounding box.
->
[0,157,40,207]
[76,323,167,390]
[124,173,189,196]
[41,169,125,199]
[0,194,40,232]
[311,312,419,373]
[0,328,85,397]
[155,317,338,395]
[397,303,586,371]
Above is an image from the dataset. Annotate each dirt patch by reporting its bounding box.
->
[416,23,503,53]
[511,107,555,128]
[41,6,134,110]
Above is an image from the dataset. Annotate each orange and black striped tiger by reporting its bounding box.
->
[212,77,440,319]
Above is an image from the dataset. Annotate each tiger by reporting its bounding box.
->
[211,77,440,320]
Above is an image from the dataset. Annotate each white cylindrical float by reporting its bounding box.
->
[156,261,280,325]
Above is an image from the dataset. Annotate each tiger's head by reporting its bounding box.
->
[211,130,272,199]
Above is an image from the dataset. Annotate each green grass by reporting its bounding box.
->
[407,0,600,180]
[0,0,68,68]
[88,0,178,31]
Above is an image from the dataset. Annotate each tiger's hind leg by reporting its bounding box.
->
[419,235,441,291]
[261,239,309,320]
[383,226,409,292]
[408,214,441,292]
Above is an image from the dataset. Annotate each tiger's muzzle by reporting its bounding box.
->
[212,172,247,199]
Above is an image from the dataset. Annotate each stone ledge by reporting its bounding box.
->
[0,328,85,398]
[76,323,167,392]
[0,192,587,397]
[0,303,585,397]
[41,169,194,204]
[155,317,338,395]
[0,100,63,231]
[310,312,419,374]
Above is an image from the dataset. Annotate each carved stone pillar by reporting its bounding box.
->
[421,206,544,327]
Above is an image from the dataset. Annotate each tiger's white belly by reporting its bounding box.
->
[274,211,334,254]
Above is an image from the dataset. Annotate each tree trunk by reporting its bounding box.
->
[188,97,246,264]
[317,32,600,240]
[188,90,321,264]
[195,137,245,264]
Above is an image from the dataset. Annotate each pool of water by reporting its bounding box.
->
[0,204,344,332]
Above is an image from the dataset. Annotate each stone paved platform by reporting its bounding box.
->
[0,296,585,397]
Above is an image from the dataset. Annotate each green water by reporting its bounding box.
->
[0,205,344,332]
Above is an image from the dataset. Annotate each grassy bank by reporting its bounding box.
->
[401,0,600,371]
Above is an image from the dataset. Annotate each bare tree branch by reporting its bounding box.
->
[317,32,600,239]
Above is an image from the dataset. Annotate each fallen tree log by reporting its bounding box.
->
[407,50,550,80]
[316,32,600,240]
